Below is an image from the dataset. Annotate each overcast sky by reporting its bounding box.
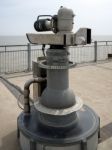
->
[0,0,112,35]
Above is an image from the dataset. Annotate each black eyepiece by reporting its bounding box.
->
[34,15,52,32]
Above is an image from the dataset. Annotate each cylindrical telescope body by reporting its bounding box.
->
[57,7,74,32]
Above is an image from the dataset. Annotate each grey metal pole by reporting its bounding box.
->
[94,41,97,62]
[5,46,6,73]
[27,43,31,71]
[0,52,2,74]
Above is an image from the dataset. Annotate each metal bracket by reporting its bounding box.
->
[30,140,36,150]
[38,60,76,69]
[81,139,87,150]
[26,28,91,46]
[34,96,83,116]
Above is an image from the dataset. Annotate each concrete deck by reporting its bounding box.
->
[0,62,112,150]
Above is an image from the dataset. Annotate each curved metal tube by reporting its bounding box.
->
[24,78,46,113]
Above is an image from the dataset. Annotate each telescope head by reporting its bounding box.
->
[34,6,75,34]
[27,7,91,46]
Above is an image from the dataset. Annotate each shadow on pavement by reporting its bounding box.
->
[0,130,20,150]
[100,122,112,143]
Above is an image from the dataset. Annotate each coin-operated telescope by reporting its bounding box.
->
[27,6,91,45]
[17,7,100,150]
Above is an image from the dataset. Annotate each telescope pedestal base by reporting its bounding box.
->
[17,105,100,150]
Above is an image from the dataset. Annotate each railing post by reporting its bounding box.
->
[27,43,31,71]
[0,52,2,74]
[5,46,6,73]
[94,41,97,62]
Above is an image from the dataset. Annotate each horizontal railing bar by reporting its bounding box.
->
[0,40,112,75]
[0,45,28,47]
[0,41,112,47]
[94,41,112,43]
[0,50,28,53]
[0,49,43,53]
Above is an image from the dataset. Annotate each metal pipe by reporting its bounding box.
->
[24,78,46,113]
[0,75,33,110]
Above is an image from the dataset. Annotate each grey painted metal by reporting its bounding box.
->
[27,34,65,45]
[27,28,90,46]
[30,140,36,150]
[94,41,97,62]
[75,28,91,45]
[27,43,31,71]
[38,60,76,69]
[57,7,74,32]
[19,132,98,150]
[24,78,46,113]
[18,105,99,150]
[34,96,83,115]
[0,75,33,107]
[38,48,76,109]
[18,6,100,150]
[32,60,47,99]
[27,6,91,46]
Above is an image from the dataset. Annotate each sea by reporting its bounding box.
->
[0,36,28,45]
[0,35,112,45]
